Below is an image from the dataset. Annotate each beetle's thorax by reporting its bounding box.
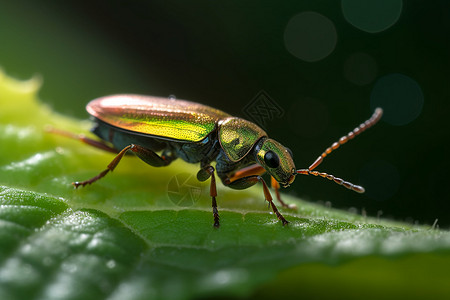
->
[217,117,267,163]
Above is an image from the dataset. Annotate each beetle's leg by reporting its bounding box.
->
[228,164,296,210]
[270,176,297,209]
[73,144,132,188]
[133,146,175,167]
[197,165,219,228]
[73,144,174,188]
[224,175,289,225]
[229,164,266,179]
[45,126,118,153]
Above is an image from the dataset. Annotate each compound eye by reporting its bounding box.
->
[286,147,293,158]
[264,151,280,168]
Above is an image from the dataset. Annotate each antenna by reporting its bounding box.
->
[296,108,383,193]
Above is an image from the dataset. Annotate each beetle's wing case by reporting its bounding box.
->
[218,117,267,162]
[87,95,231,142]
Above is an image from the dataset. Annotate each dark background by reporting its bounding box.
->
[1,1,449,227]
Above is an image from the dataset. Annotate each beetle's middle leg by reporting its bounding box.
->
[73,144,175,188]
[197,165,220,228]
[223,174,289,225]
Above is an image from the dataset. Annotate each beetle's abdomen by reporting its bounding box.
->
[92,120,167,152]
[87,95,231,142]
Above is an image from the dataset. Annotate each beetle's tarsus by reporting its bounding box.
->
[73,168,110,189]
[72,180,91,188]
[212,196,220,227]
[270,176,297,210]
[222,173,290,224]
[260,176,289,225]
[271,202,289,225]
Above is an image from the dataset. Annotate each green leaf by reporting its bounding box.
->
[0,70,449,300]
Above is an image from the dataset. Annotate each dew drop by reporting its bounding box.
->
[106,259,116,269]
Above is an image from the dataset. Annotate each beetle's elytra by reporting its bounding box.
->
[53,94,383,227]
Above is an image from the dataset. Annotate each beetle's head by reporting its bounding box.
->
[255,138,296,188]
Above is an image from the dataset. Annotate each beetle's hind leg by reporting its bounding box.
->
[73,144,175,188]
[45,126,118,153]
[197,165,219,228]
[223,175,289,225]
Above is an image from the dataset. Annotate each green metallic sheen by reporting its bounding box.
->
[87,94,231,142]
[256,138,296,186]
[218,117,267,162]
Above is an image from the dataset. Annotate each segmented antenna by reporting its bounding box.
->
[296,108,383,193]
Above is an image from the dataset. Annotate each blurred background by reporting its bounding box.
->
[1,1,449,227]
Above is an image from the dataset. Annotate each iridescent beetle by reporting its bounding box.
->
[54,94,382,227]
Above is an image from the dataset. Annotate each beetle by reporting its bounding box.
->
[52,94,383,227]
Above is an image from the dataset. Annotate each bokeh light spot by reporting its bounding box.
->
[370,73,424,126]
[288,98,329,138]
[341,0,403,33]
[343,52,378,86]
[284,12,337,62]
[359,160,400,202]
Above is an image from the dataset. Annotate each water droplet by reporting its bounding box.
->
[168,94,176,100]
[106,259,116,269]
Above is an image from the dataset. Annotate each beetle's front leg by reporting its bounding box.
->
[197,165,220,228]
[73,144,174,188]
[224,175,289,225]
[270,177,297,210]
[227,163,296,210]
